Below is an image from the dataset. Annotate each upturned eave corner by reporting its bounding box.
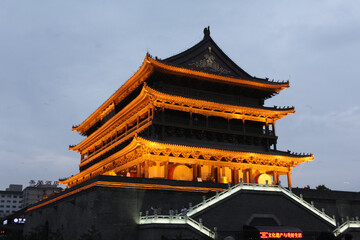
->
[70,54,155,136]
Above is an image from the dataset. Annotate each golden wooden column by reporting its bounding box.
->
[197,165,202,181]
[144,160,149,178]
[164,161,169,179]
[233,168,239,184]
[211,166,215,181]
[242,169,247,183]
[287,172,292,188]
[231,168,235,184]
[217,167,221,183]
[248,169,253,183]
[273,171,278,185]
[137,163,141,178]
[192,164,198,181]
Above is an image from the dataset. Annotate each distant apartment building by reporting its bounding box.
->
[0,185,23,218]
[21,180,62,208]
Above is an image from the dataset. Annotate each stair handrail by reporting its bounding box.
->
[333,220,360,237]
[139,214,215,239]
[186,182,336,226]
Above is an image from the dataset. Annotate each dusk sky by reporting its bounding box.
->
[0,1,359,191]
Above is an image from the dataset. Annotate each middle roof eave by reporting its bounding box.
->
[70,84,294,153]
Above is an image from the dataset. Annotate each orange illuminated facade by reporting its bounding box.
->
[60,27,313,188]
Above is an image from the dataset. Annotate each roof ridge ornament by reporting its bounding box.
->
[203,26,210,39]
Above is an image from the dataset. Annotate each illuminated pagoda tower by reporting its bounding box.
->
[61,27,313,188]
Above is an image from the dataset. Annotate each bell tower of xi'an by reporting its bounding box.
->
[60,27,313,189]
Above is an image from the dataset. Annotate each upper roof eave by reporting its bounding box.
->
[72,54,154,134]
[163,34,255,78]
[161,31,289,87]
[149,57,289,91]
[73,55,289,135]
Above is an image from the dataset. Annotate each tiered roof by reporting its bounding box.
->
[72,28,289,137]
[61,28,313,189]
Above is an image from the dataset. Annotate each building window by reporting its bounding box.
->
[13,201,16,203]
[12,206,16,208]
[6,206,10,208]
[0,205,3,208]
[14,196,17,198]
[0,200,4,203]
